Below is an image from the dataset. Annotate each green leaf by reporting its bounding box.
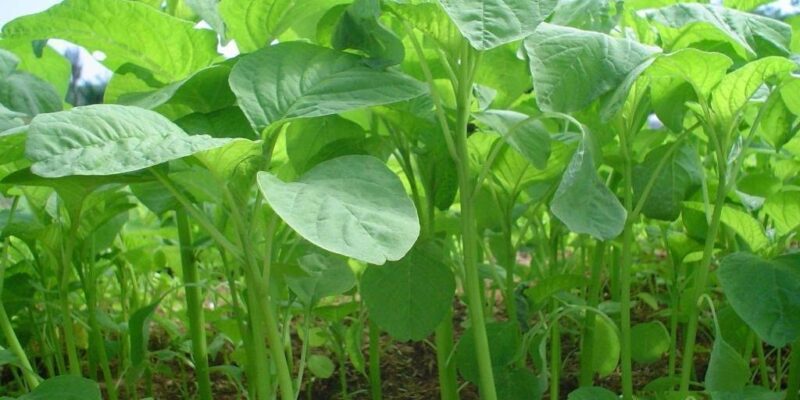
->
[2,0,219,82]
[494,367,541,400]
[286,253,356,306]
[718,252,800,347]
[307,354,335,379]
[550,0,615,33]
[229,42,426,130]
[592,316,620,377]
[0,39,73,99]
[763,191,800,236]
[176,107,256,139]
[638,3,792,59]
[710,56,796,128]
[568,387,618,400]
[633,143,702,221]
[710,386,783,400]
[256,155,419,264]
[361,243,455,341]
[285,115,366,174]
[456,321,520,383]
[525,23,658,113]
[524,274,588,309]
[0,49,19,78]
[551,139,626,240]
[332,0,404,67]
[129,299,163,369]
[186,0,227,40]
[118,65,235,114]
[25,104,232,178]
[0,72,62,116]
[218,0,293,52]
[706,334,749,392]
[438,0,557,51]
[475,110,551,170]
[645,49,733,131]
[17,375,101,400]
[630,321,671,364]
[683,202,767,251]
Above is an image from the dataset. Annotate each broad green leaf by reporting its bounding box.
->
[706,334,749,392]
[332,0,404,67]
[285,115,366,174]
[638,4,792,59]
[176,107,257,139]
[17,375,101,400]
[229,42,426,130]
[287,253,356,306]
[256,155,419,264]
[475,110,551,170]
[495,367,541,400]
[307,354,335,379]
[0,72,62,116]
[218,0,293,52]
[645,49,733,131]
[763,191,800,236]
[710,56,796,128]
[0,40,72,99]
[118,65,235,114]
[718,252,800,347]
[525,23,658,113]
[524,274,588,309]
[551,140,626,240]
[186,0,226,40]
[438,0,557,51]
[633,143,702,221]
[592,316,620,377]
[456,321,520,383]
[631,321,671,364]
[683,202,767,251]
[550,0,615,32]
[361,244,455,341]
[389,3,461,53]
[568,387,618,400]
[710,386,784,400]
[759,93,796,149]
[0,49,19,78]
[1,0,219,82]
[25,104,232,177]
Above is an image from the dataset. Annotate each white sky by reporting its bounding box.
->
[0,0,62,28]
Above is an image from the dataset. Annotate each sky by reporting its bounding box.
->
[0,0,61,28]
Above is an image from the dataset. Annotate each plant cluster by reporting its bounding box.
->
[1,0,800,399]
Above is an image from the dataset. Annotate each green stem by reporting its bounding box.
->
[176,210,212,400]
[84,263,117,400]
[578,241,606,386]
[434,308,458,400]
[453,44,497,400]
[786,339,800,400]
[678,172,727,395]
[619,125,635,400]
[60,221,82,377]
[755,335,769,387]
[0,302,39,389]
[368,320,383,400]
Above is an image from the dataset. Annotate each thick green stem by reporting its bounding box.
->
[786,340,800,400]
[619,125,635,400]
[84,267,117,400]
[59,222,82,377]
[368,320,383,400]
[578,242,606,386]
[453,45,497,400]
[678,173,727,395]
[176,210,212,400]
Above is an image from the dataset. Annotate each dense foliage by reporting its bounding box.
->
[1,0,800,399]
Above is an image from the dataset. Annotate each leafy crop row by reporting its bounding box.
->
[1,0,800,399]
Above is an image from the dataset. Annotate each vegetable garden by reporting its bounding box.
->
[1,0,800,399]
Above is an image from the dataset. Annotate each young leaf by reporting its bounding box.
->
[361,243,455,341]
[550,140,626,240]
[683,202,767,251]
[285,115,366,174]
[524,23,658,113]
[1,0,219,82]
[0,72,62,117]
[438,0,558,51]
[632,143,702,221]
[332,0,405,67]
[763,191,800,236]
[718,252,800,347]
[475,110,551,170]
[17,375,101,400]
[256,155,420,265]
[630,321,671,364]
[710,56,796,128]
[638,3,792,59]
[25,104,232,177]
[706,334,749,393]
[229,42,426,130]
[287,253,356,306]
